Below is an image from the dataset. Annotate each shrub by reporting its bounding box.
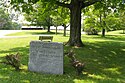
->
[4,53,21,71]
[85,27,98,35]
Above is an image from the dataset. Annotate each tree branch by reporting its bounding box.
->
[55,1,70,8]
[82,0,101,8]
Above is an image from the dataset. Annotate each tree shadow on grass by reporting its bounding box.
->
[0,40,125,83]
[72,40,125,83]
[0,46,29,65]
[104,35,125,41]
[119,32,125,34]
[85,34,125,41]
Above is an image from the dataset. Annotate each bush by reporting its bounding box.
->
[2,53,21,71]
[85,27,98,35]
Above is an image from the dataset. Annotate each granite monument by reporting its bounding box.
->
[28,41,63,74]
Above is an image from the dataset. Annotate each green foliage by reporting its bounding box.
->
[0,7,21,30]
[0,8,10,29]
[12,22,21,30]
[116,10,125,32]
[104,14,120,31]
[51,7,70,26]
[83,0,125,35]
[24,1,54,27]
[84,6,100,35]
[0,8,11,30]
[23,1,69,28]
[85,27,98,35]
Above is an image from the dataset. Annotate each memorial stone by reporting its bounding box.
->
[28,41,63,74]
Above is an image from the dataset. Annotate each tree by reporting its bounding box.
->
[51,12,62,35]
[0,8,12,30]
[60,0,100,46]
[116,1,125,33]
[0,0,21,30]
[93,1,109,37]
[51,7,70,36]
[59,8,70,36]
[24,2,69,34]
[88,0,123,36]
[83,6,100,35]
[24,2,53,32]
[11,0,100,47]
[118,10,125,33]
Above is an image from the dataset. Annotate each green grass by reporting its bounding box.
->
[0,30,125,83]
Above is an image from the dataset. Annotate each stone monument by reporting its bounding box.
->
[28,41,63,74]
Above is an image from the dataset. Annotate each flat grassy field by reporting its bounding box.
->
[0,30,125,83]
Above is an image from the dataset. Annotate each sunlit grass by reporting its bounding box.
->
[6,30,70,36]
[0,30,125,83]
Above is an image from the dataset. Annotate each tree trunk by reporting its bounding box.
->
[47,26,50,32]
[102,20,106,37]
[102,4,107,37]
[123,29,125,34]
[100,14,105,37]
[56,26,57,35]
[63,24,66,36]
[102,28,105,37]
[67,1,84,47]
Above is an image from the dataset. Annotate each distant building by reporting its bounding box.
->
[21,25,70,30]
[21,26,43,30]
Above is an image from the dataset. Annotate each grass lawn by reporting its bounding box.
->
[0,30,125,83]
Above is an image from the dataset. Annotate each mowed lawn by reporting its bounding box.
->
[0,30,125,83]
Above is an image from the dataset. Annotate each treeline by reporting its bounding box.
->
[0,8,21,30]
